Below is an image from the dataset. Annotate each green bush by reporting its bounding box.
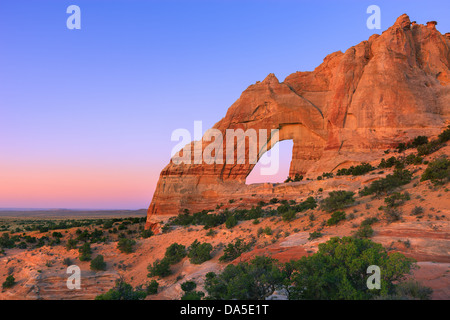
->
[2,275,15,289]
[146,280,159,295]
[378,156,398,168]
[180,281,197,293]
[117,238,136,254]
[384,208,402,223]
[411,136,429,148]
[205,256,284,300]
[289,237,415,299]
[321,191,355,212]
[417,140,441,156]
[188,240,213,264]
[225,215,238,229]
[141,229,154,239]
[354,224,374,238]
[390,280,433,300]
[180,282,205,300]
[384,192,410,208]
[438,126,450,143]
[164,243,187,265]
[95,279,146,300]
[360,169,413,196]
[336,163,375,176]
[282,209,297,222]
[90,255,107,271]
[411,206,424,216]
[79,242,92,261]
[420,157,450,185]
[308,231,322,241]
[219,238,250,262]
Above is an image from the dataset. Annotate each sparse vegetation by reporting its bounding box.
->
[117,238,136,254]
[421,157,450,186]
[219,238,251,262]
[321,191,355,212]
[95,278,146,300]
[187,240,213,264]
[2,275,15,289]
[164,243,187,265]
[90,255,107,271]
[327,211,346,226]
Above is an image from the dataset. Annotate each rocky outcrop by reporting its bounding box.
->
[146,14,450,227]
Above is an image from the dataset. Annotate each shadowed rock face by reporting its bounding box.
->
[146,14,450,228]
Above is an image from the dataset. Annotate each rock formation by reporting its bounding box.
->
[146,14,450,229]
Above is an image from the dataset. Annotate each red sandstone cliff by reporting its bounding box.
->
[146,14,450,228]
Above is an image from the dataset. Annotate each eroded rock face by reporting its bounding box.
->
[146,15,450,228]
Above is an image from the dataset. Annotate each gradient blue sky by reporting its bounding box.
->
[0,0,448,209]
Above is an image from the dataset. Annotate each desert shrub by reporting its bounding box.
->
[2,275,15,289]
[404,153,423,165]
[219,238,250,262]
[66,239,78,250]
[289,237,416,299]
[293,174,303,182]
[294,197,318,211]
[384,208,402,223]
[269,198,279,204]
[146,280,159,295]
[321,191,355,212]
[79,242,92,261]
[141,229,154,239]
[181,291,205,300]
[17,242,27,249]
[411,206,424,216]
[378,156,398,169]
[384,192,410,208]
[117,238,136,254]
[438,125,450,143]
[354,224,374,238]
[180,281,197,293]
[180,281,205,300]
[188,240,213,264]
[327,211,346,226]
[411,136,429,148]
[205,256,285,300]
[337,163,376,176]
[308,231,322,241]
[420,157,450,185]
[63,257,72,266]
[360,169,413,196]
[95,279,146,300]
[417,140,441,156]
[181,281,205,300]
[0,233,14,249]
[321,172,334,179]
[147,259,172,278]
[164,243,187,265]
[390,280,433,300]
[90,255,107,271]
[360,217,378,227]
[225,215,238,229]
[282,209,297,222]
[263,226,272,235]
